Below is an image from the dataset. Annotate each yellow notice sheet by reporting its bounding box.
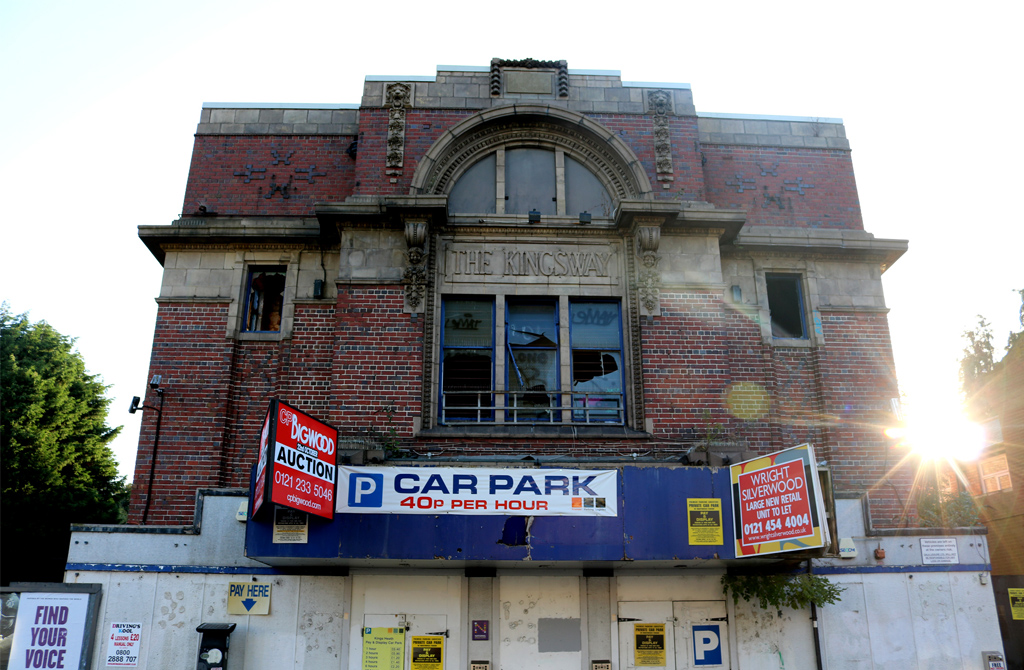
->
[362,627,405,670]
[1010,588,1024,620]
[687,498,724,545]
[633,623,666,666]
[411,635,444,670]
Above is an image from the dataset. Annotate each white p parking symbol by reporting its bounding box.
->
[348,473,383,507]
[693,626,721,665]
[355,477,376,502]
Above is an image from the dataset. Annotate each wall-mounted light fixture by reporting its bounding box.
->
[528,210,541,224]
[731,285,742,302]
[578,211,591,224]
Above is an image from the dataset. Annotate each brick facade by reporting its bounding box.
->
[134,62,910,532]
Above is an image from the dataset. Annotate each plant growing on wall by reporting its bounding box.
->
[721,570,843,611]
[916,487,979,527]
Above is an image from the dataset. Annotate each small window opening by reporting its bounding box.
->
[980,453,1011,493]
[244,267,286,332]
[766,274,807,339]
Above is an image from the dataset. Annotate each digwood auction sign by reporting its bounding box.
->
[730,444,830,557]
[252,399,338,520]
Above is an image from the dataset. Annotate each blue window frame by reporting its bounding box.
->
[506,301,559,421]
[439,297,626,425]
[440,298,495,421]
[569,301,625,422]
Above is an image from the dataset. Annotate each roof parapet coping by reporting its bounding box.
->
[622,81,691,90]
[699,111,843,124]
[202,102,360,109]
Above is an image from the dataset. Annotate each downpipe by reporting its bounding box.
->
[808,560,824,670]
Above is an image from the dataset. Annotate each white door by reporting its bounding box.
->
[672,601,729,669]
[617,602,676,670]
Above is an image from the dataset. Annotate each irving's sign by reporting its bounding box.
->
[252,399,338,520]
[337,466,618,516]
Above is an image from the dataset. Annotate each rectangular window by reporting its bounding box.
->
[570,301,624,422]
[980,454,1011,493]
[441,299,495,421]
[506,301,559,421]
[439,297,625,425]
[766,273,807,339]
[243,267,286,332]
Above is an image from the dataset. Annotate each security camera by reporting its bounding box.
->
[129,396,142,414]
[149,375,162,389]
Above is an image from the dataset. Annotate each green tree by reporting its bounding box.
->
[1,305,129,585]
[959,316,995,396]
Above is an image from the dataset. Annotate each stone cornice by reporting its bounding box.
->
[723,228,908,271]
[139,218,322,264]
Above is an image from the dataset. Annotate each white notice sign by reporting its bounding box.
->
[105,622,142,666]
[920,537,959,565]
[8,593,90,670]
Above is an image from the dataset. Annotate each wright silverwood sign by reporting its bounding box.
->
[252,399,338,520]
[731,443,830,557]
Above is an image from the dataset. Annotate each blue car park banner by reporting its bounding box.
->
[337,466,618,516]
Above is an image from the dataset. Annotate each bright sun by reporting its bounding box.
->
[886,399,986,463]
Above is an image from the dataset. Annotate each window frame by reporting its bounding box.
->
[979,453,1012,494]
[438,295,627,426]
[439,298,496,423]
[765,272,809,340]
[242,265,287,333]
[447,145,614,220]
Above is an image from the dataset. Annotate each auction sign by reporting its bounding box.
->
[731,444,830,557]
[251,398,337,520]
[338,466,618,516]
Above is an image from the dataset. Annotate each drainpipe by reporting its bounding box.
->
[808,560,823,670]
[141,386,165,524]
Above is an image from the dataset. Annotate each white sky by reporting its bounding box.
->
[2,0,1020,480]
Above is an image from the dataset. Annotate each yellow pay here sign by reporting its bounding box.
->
[411,635,444,670]
[633,623,666,666]
[227,582,272,615]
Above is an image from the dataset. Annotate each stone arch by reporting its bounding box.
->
[410,104,653,202]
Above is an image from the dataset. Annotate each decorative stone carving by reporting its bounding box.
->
[634,221,662,316]
[385,83,411,169]
[403,265,428,312]
[490,58,569,97]
[403,219,429,312]
[648,90,674,180]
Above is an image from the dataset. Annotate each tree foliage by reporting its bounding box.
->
[959,316,995,397]
[721,571,843,611]
[1,305,129,585]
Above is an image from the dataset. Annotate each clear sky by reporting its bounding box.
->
[2,0,1020,480]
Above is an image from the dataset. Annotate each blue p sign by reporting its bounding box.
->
[348,473,383,507]
[692,624,721,666]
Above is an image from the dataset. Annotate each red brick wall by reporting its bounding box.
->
[181,135,356,216]
[331,286,423,435]
[701,145,863,229]
[816,311,911,527]
[129,302,234,524]
[588,114,705,201]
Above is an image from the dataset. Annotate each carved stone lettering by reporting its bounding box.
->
[445,245,615,279]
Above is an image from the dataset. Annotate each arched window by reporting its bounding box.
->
[448,147,614,218]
